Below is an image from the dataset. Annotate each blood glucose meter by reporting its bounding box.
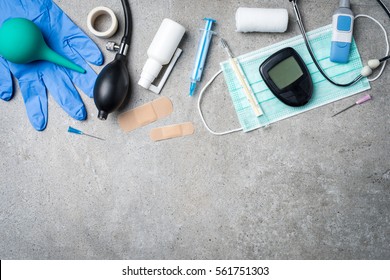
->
[259,47,313,107]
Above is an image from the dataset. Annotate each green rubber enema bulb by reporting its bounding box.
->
[0,18,85,73]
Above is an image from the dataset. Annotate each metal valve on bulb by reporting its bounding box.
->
[106,41,121,52]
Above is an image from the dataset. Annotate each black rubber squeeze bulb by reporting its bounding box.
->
[94,52,130,120]
[93,0,132,120]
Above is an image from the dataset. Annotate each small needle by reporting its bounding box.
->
[67,126,105,141]
[332,94,372,117]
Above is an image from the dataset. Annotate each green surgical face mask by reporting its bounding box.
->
[199,24,370,134]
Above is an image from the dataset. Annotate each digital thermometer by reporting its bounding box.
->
[330,0,354,64]
[259,47,313,107]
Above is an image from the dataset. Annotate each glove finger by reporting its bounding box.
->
[18,78,48,131]
[48,1,103,66]
[61,48,99,98]
[0,57,14,101]
[66,32,104,66]
[42,65,87,121]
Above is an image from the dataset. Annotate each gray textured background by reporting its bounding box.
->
[0,0,389,259]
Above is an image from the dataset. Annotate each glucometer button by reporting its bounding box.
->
[337,16,352,32]
[282,91,296,101]
[282,91,293,98]
[336,42,348,48]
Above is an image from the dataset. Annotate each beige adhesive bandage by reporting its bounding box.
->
[118,96,173,132]
[150,122,195,142]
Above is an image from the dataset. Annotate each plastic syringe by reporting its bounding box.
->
[189,18,216,96]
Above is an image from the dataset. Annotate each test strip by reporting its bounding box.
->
[118,96,173,132]
[150,122,195,142]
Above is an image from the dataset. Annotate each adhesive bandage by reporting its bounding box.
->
[118,97,173,132]
[150,122,195,142]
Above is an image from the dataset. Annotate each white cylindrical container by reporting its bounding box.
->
[139,19,185,89]
[235,8,289,33]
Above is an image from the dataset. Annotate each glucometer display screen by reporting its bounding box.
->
[259,47,313,107]
[268,56,304,90]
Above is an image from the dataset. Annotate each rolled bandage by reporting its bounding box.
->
[118,97,173,132]
[235,8,289,33]
[150,122,195,142]
[87,6,119,38]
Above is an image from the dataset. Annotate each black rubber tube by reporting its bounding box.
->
[376,0,390,18]
[380,55,390,63]
[292,1,362,87]
[120,0,132,45]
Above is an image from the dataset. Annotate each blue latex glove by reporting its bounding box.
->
[0,0,103,131]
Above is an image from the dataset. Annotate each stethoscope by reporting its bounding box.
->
[289,0,390,87]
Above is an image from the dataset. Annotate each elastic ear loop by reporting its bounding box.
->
[355,14,389,82]
[198,70,243,135]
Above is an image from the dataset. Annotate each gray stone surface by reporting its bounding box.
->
[0,0,389,259]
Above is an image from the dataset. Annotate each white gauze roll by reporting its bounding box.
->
[236,8,289,33]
